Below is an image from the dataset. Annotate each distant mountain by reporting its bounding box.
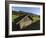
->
[12,11,40,16]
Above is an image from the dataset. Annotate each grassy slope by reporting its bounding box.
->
[12,11,40,23]
[12,12,40,30]
[12,15,19,22]
[12,14,40,23]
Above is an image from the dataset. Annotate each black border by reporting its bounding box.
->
[5,1,45,37]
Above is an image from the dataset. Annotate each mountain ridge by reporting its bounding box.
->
[12,11,40,16]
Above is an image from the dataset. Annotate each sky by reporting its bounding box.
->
[12,7,40,15]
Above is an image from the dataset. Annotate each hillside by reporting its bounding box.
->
[12,11,40,22]
[12,11,40,31]
[12,11,40,16]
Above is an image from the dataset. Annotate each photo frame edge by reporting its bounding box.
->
[5,1,45,37]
